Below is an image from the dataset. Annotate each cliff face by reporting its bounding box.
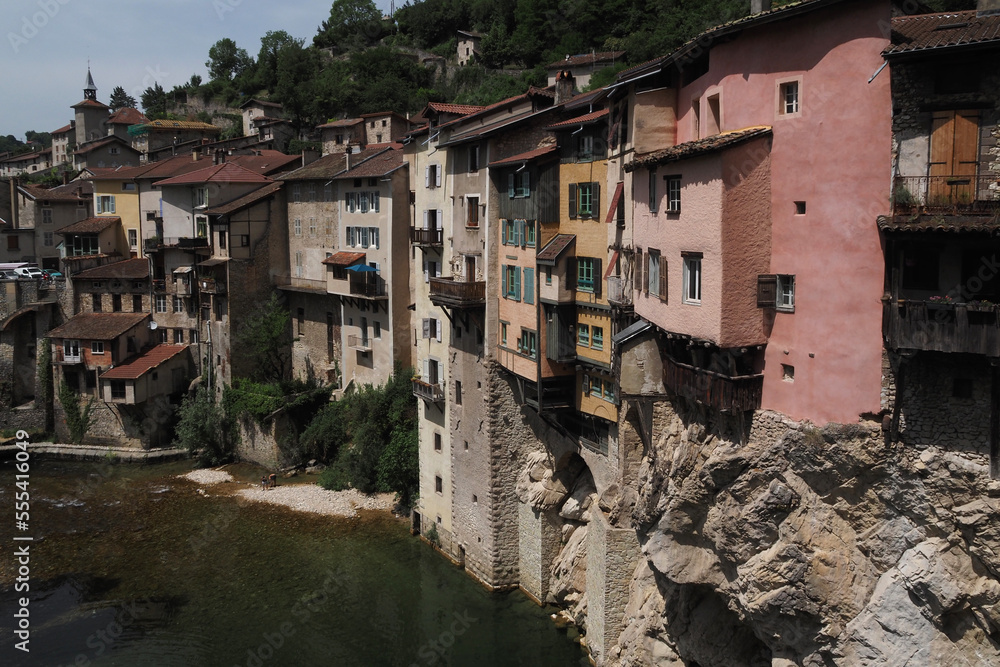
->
[608,403,1000,666]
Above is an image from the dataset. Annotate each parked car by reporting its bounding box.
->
[0,270,17,280]
[13,266,43,279]
[41,269,64,280]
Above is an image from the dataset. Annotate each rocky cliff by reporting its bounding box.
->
[603,402,1000,666]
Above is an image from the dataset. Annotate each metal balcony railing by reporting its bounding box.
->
[412,378,443,402]
[347,334,371,351]
[892,174,1000,216]
[410,227,443,245]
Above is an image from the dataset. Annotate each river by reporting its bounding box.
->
[0,460,589,666]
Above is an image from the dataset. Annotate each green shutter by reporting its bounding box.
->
[524,268,534,304]
[592,183,600,220]
[568,183,578,219]
[514,267,521,301]
[594,258,602,297]
[502,264,508,297]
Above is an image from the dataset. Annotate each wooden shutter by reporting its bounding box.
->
[757,274,777,308]
[593,258,602,297]
[502,265,508,297]
[659,260,668,301]
[508,173,515,198]
[524,268,534,304]
[425,165,430,187]
[592,182,600,220]
[568,183,578,219]
[516,219,524,247]
[435,318,442,342]
[437,210,443,230]
[929,110,980,203]
[435,165,442,187]
[372,191,379,212]
[635,249,643,294]
[422,318,430,338]
[514,267,521,301]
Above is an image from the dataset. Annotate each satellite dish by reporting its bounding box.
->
[149,321,158,330]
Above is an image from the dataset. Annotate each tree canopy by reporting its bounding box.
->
[108,86,138,111]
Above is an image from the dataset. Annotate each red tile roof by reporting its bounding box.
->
[537,234,576,263]
[101,344,189,380]
[48,312,149,341]
[334,147,405,180]
[57,216,120,235]
[19,184,86,202]
[141,119,221,132]
[317,118,364,129]
[72,99,110,110]
[885,10,1000,56]
[74,137,135,156]
[547,51,625,69]
[488,144,558,167]
[231,151,301,176]
[626,126,772,172]
[52,123,74,135]
[155,162,273,186]
[206,182,283,216]
[323,251,366,266]
[427,102,486,116]
[107,107,149,125]
[240,98,283,109]
[546,108,609,129]
[278,153,349,181]
[73,258,149,280]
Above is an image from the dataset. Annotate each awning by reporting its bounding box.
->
[346,264,377,272]
[323,251,367,266]
[172,266,194,274]
[198,257,230,267]
[604,250,619,279]
[605,181,624,224]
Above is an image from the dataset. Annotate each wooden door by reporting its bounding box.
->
[929,110,979,205]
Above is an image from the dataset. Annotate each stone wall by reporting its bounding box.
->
[234,413,294,470]
[586,507,641,662]
[517,503,562,603]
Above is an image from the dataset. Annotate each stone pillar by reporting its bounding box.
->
[586,508,641,662]
[517,502,562,603]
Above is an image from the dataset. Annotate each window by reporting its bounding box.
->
[193,187,207,208]
[110,381,126,400]
[112,294,122,312]
[93,294,102,312]
[519,329,537,359]
[426,164,441,188]
[577,258,595,292]
[43,231,53,247]
[295,251,303,278]
[592,326,603,350]
[96,195,115,214]
[346,192,357,213]
[779,81,799,115]
[647,250,667,300]
[782,364,795,382]
[297,308,305,335]
[777,275,795,312]
[42,209,52,224]
[569,182,600,218]
[508,171,530,198]
[173,329,184,344]
[323,183,333,202]
[196,216,207,238]
[524,221,535,247]
[435,476,443,494]
[128,229,137,249]
[91,341,105,354]
[501,322,508,346]
[63,339,81,362]
[648,170,658,213]
[309,218,317,236]
[578,324,590,347]
[156,294,167,313]
[469,145,480,172]
[455,380,462,405]
[683,254,702,304]
[434,433,442,451]
[294,218,301,236]
[523,267,534,304]
[292,184,301,202]
[109,146,120,155]
[6,236,17,251]
[307,183,316,202]
[374,320,381,339]
[578,135,594,161]
[190,329,199,344]
[132,295,142,312]
[794,201,806,215]
[502,265,521,300]
[666,176,681,213]
[467,196,480,227]
[121,182,136,192]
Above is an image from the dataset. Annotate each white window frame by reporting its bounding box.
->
[777,274,795,312]
[91,341,105,354]
[683,254,702,305]
[96,195,115,214]
[155,294,167,313]
[666,176,681,213]
[294,218,301,236]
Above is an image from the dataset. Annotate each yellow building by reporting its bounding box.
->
[90,170,143,258]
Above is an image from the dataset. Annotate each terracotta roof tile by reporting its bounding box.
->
[72,99,110,110]
[278,153,349,181]
[52,123,74,135]
[101,344,190,380]
[884,10,1000,56]
[107,107,149,125]
[206,182,283,216]
[488,144,558,167]
[48,312,149,340]
[19,184,86,202]
[141,119,222,132]
[546,108,609,129]
[57,216,120,234]
[240,98,283,109]
[73,258,150,280]
[334,147,405,180]
[74,137,134,156]
[427,102,486,115]
[625,126,772,172]
[547,51,625,69]
[155,162,273,186]
[537,234,576,263]
[317,118,364,129]
[323,251,366,266]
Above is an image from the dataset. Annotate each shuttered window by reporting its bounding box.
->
[929,110,980,205]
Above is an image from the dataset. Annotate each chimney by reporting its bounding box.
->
[979,0,1000,15]
[213,149,225,165]
[192,147,200,162]
[555,70,575,105]
[751,0,770,13]
[62,170,70,186]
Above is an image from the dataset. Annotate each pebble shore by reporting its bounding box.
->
[179,469,396,518]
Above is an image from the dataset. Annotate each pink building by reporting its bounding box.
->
[618,0,893,425]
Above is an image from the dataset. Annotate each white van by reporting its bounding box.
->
[13,266,43,279]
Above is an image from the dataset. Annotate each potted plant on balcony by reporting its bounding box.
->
[966,299,995,312]
[891,183,918,213]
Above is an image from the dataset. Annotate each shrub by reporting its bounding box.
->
[58,381,95,444]
[174,386,230,467]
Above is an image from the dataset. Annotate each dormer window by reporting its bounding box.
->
[193,187,207,208]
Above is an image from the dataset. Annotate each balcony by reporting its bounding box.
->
[606,276,632,307]
[410,227,443,246]
[883,298,1000,356]
[663,356,763,412]
[174,279,191,296]
[347,334,371,351]
[199,277,225,294]
[429,277,485,308]
[523,377,574,411]
[274,275,323,294]
[412,378,444,402]
[152,279,166,292]
[349,276,386,298]
[144,237,211,252]
[892,175,1000,217]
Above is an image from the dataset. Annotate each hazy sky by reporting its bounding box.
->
[0,0,396,141]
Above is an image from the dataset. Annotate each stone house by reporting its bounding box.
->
[51,123,74,167]
[0,149,52,177]
[456,30,482,66]
[545,52,625,89]
[106,107,149,143]
[48,312,151,399]
[878,7,1000,476]
[6,182,92,269]
[73,136,141,172]
[317,118,365,155]
[130,120,223,162]
[239,98,285,137]
[71,258,151,317]
[360,112,412,147]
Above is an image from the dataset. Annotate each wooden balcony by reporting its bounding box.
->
[410,227,443,246]
[606,276,632,307]
[883,298,1000,356]
[199,277,225,294]
[892,175,1000,217]
[429,277,485,308]
[412,378,443,402]
[144,237,210,252]
[663,356,763,412]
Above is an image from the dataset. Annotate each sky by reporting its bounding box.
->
[0,0,396,141]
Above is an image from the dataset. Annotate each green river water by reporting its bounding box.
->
[0,460,589,667]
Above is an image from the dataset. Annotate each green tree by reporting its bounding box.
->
[108,86,138,111]
[255,30,303,93]
[478,19,514,69]
[24,130,51,148]
[272,42,321,126]
[58,381,95,444]
[314,0,387,51]
[377,428,418,506]
[173,385,230,466]
[141,83,168,118]
[206,38,254,82]
[299,401,347,462]
[232,292,292,383]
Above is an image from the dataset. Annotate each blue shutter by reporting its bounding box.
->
[524,268,534,304]
[502,265,508,298]
[514,267,521,301]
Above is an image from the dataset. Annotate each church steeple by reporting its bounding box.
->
[84,66,97,101]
